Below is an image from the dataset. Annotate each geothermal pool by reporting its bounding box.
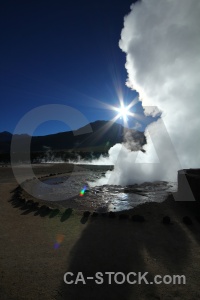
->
[22,165,177,212]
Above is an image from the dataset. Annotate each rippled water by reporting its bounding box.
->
[23,167,177,212]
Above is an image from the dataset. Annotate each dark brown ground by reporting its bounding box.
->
[1,164,200,300]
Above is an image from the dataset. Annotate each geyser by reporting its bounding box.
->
[92,0,200,186]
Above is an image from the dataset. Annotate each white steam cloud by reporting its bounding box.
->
[91,0,200,186]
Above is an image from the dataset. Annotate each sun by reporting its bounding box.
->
[93,95,141,127]
[116,103,130,121]
[113,99,137,125]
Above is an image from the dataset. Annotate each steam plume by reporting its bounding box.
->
[92,0,200,186]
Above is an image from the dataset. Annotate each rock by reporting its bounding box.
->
[49,208,60,218]
[83,211,90,218]
[26,200,34,207]
[39,205,50,216]
[20,198,26,204]
[32,202,39,209]
[178,169,200,201]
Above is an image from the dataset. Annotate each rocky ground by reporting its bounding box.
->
[1,163,200,300]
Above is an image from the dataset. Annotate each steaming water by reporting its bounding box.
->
[24,168,177,212]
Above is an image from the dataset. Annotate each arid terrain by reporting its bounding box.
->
[1,163,200,300]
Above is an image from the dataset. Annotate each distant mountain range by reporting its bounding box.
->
[0,120,145,154]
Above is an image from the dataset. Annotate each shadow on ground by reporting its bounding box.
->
[60,208,73,222]
[55,196,200,300]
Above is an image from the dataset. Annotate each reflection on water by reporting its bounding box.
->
[23,170,177,212]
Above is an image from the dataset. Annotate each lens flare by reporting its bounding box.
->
[80,186,87,196]
[54,234,65,250]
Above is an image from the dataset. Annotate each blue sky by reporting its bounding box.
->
[0,0,156,136]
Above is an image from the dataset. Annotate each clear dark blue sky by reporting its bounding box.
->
[0,0,155,136]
